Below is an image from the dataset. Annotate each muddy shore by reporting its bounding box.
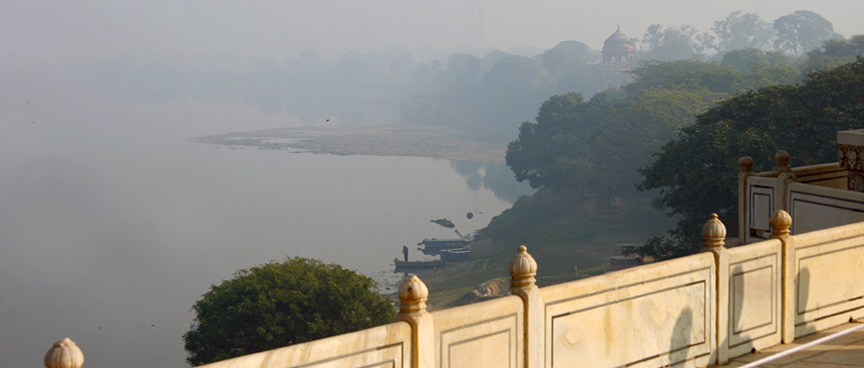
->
[191,124,507,164]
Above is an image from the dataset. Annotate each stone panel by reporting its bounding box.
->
[431,295,523,368]
[746,177,779,242]
[788,185,864,235]
[794,224,864,336]
[541,253,714,368]
[751,190,773,232]
[727,241,781,358]
[197,322,412,368]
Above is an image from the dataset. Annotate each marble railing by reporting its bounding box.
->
[45,211,864,368]
[738,150,864,243]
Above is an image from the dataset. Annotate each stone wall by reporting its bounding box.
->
[48,211,864,368]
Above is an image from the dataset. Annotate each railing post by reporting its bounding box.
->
[773,151,796,228]
[44,338,84,368]
[396,275,434,368]
[773,150,792,174]
[770,210,795,343]
[701,214,729,365]
[510,245,543,368]
[739,156,754,242]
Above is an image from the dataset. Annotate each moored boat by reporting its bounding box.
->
[416,238,470,249]
[440,247,471,261]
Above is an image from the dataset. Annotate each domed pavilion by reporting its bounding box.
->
[602,25,636,71]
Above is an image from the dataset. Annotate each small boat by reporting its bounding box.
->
[440,248,471,261]
[417,247,446,256]
[416,238,470,249]
[394,258,446,270]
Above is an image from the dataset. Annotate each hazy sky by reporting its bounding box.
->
[3,0,862,68]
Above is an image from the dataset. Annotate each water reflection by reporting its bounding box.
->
[450,161,535,203]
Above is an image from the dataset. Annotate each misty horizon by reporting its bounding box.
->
[2,1,863,367]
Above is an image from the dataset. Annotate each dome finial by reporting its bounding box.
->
[617,24,620,32]
[45,338,84,368]
[510,245,537,288]
[397,275,428,315]
[702,213,727,248]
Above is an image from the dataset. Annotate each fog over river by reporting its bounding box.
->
[0,85,531,366]
[8,1,856,365]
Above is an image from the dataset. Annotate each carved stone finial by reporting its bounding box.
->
[770,210,792,236]
[702,214,727,248]
[510,245,537,288]
[739,156,754,172]
[397,275,428,314]
[44,338,84,368]
[773,150,791,173]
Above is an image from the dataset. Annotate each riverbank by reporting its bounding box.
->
[192,124,674,310]
[190,124,507,164]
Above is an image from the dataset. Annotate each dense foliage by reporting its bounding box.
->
[630,57,864,260]
[803,35,864,72]
[183,257,395,366]
[504,59,797,202]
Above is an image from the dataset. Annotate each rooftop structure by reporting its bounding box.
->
[602,25,636,72]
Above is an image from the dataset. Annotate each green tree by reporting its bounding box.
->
[712,11,774,54]
[633,58,864,260]
[815,35,864,57]
[773,10,840,56]
[539,40,601,95]
[539,40,591,73]
[721,48,771,72]
[803,35,864,72]
[625,60,742,95]
[507,61,751,192]
[721,49,801,88]
[590,88,721,198]
[505,92,591,189]
[183,257,396,366]
[640,24,712,61]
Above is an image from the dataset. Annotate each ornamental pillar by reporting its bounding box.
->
[510,245,543,368]
[396,275,434,368]
[701,214,728,365]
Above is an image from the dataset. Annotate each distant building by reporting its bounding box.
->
[602,25,637,71]
[600,25,637,89]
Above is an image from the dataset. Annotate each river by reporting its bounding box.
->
[0,96,531,366]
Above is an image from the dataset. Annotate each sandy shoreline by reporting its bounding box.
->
[191,124,508,164]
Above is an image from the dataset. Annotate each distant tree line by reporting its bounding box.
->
[83,10,851,144]
[505,58,800,201]
[638,10,841,61]
[498,29,864,260]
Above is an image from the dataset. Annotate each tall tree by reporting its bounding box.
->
[640,24,712,61]
[539,41,600,95]
[633,58,864,260]
[183,257,395,366]
[803,35,864,72]
[506,92,591,189]
[773,10,840,56]
[590,88,721,198]
[712,11,774,54]
[721,48,771,72]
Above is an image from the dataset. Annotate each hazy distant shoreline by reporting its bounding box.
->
[190,124,508,164]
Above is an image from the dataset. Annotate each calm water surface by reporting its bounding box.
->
[0,115,531,366]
